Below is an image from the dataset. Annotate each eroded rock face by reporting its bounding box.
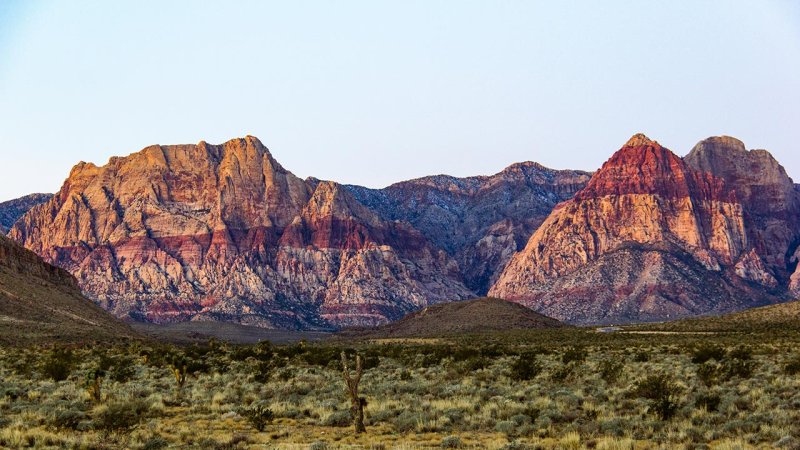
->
[685,136,800,282]
[490,134,796,324]
[0,193,52,234]
[347,162,592,293]
[790,246,800,297]
[10,137,473,328]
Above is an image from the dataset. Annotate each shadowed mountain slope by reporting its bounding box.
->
[347,163,591,293]
[362,297,564,337]
[0,234,138,345]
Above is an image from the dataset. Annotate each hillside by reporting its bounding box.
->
[0,234,138,345]
[132,321,330,345]
[631,300,800,332]
[361,297,564,337]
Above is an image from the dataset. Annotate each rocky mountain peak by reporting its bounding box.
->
[11,136,472,328]
[689,136,746,154]
[488,134,791,324]
[624,133,659,148]
[575,134,725,203]
[685,136,800,280]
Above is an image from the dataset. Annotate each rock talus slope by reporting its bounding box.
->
[10,137,473,328]
[490,134,798,324]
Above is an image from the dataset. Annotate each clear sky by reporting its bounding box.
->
[0,1,798,202]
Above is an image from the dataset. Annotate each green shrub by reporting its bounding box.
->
[241,404,274,432]
[50,408,86,430]
[691,345,726,364]
[41,348,76,381]
[463,356,491,372]
[633,351,650,362]
[393,410,419,432]
[500,442,534,450]
[495,420,518,437]
[598,358,624,384]
[696,393,721,412]
[785,355,800,375]
[310,442,328,450]
[727,346,752,361]
[252,360,273,383]
[723,358,756,380]
[522,406,540,422]
[108,355,137,382]
[509,354,542,381]
[441,435,463,448]
[633,374,682,420]
[696,362,721,387]
[551,364,574,383]
[322,410,352,427]
[562,347,587,364]
[94,399,149,432]
[140,436,169,450]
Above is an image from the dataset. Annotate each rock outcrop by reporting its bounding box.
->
[790,246,800,297]
[10,137,473,328]
[0,193,53,233]
[0,234,138,345]
[347,162,591,293]
[684,136,800,283]
[490,134,797,324]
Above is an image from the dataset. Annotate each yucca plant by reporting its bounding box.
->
[85,368,105,403]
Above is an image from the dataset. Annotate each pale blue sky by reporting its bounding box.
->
[1,1,798,201]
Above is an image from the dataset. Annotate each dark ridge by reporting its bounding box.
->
[357,297,565,338]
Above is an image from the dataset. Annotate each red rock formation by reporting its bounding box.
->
[10,137,473,328]
[684,136,800,283]
[490,134,795,324]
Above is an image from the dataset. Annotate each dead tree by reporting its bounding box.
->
[341,351,367,434]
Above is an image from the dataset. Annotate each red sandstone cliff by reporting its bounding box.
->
[10,136,473,328]
[489,134,797,324]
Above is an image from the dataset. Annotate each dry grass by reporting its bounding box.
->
[0,329,799,449]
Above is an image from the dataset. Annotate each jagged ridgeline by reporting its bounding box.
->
[8,134,800,329]
[490,135,800,324]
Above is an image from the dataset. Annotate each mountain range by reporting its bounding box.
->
[5,133,799,329]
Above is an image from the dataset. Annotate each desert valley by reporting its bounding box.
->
[2,1,799,448]
[1,133,800,448]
